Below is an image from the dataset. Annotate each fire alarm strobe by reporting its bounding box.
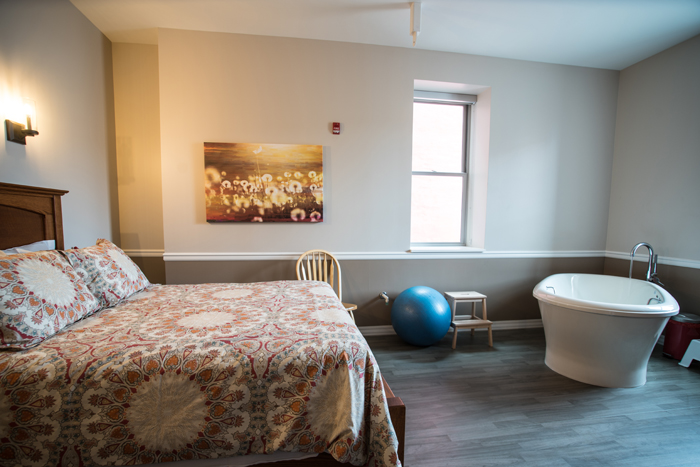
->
[332,122,341,135]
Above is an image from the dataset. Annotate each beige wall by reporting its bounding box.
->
[112,43,164,253]
[3,4,697,325]
[112,43,165,283]
[157,28,619,256]
[149,28,621,322]
[0,0,118,248]
[606,34,700,262]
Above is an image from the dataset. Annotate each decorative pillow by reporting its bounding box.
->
[61,239,150,309]
[0,251,100,350]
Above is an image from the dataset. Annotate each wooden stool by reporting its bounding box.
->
[444,291,492,349]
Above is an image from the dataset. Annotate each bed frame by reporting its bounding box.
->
[0,182,405,467]
[0,182,68,250]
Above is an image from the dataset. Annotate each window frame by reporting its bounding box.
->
[410,92,475,248]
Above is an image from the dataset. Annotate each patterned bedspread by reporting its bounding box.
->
[0,281,401,467]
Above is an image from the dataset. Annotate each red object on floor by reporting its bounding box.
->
[663,313,700,360]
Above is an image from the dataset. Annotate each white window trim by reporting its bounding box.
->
[466,87,490,250]
[411,84,491,252]
[408,245,485,253]
[411,91,473,248]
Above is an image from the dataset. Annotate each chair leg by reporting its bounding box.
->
[348,310,355,323]
[452,327,458,349]
[487,325,493,347]
[679,339,700,368]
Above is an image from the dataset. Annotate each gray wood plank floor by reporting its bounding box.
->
[365,329,700,467]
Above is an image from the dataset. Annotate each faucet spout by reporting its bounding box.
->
[629,242,655,281]
[649,254,664,286]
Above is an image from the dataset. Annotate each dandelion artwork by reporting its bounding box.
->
[204,142,324,223]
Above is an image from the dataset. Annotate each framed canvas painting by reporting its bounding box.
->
[204,142,323,223]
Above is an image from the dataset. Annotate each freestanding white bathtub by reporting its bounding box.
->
[533,273,679,388]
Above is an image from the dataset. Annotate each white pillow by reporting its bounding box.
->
[2,239,56,255]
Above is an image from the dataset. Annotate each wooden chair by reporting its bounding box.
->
[296,249,357,322]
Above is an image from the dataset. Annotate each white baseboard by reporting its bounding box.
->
[359,319,543,337]
[358,325,396,336]
[492,319,543,330]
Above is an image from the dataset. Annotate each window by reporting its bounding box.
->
[410,91,475,246]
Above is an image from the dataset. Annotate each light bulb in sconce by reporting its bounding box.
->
[23,99,37,132]
[5,97,39,145]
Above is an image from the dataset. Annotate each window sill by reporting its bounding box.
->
[409,246,485,254]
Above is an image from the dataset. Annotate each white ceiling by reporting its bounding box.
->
[71,0,700,70]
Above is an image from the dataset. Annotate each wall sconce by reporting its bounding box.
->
[5,99,39,145]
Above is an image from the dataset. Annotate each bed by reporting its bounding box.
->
[0,182,405,467]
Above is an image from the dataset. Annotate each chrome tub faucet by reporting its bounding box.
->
[629,242,663,285]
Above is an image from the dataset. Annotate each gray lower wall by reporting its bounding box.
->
[165,256,605,326]
[604,258,700,315]
[158,256,700,326]
[131,256,167,285]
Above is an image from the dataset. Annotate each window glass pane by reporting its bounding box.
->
[410,175,463,243]
[412,102,464,173]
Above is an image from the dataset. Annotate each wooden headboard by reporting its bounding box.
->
[0,182,68,250]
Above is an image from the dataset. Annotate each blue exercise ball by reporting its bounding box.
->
[391,286,451,346]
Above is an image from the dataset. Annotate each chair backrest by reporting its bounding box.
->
[296,249,343,301]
